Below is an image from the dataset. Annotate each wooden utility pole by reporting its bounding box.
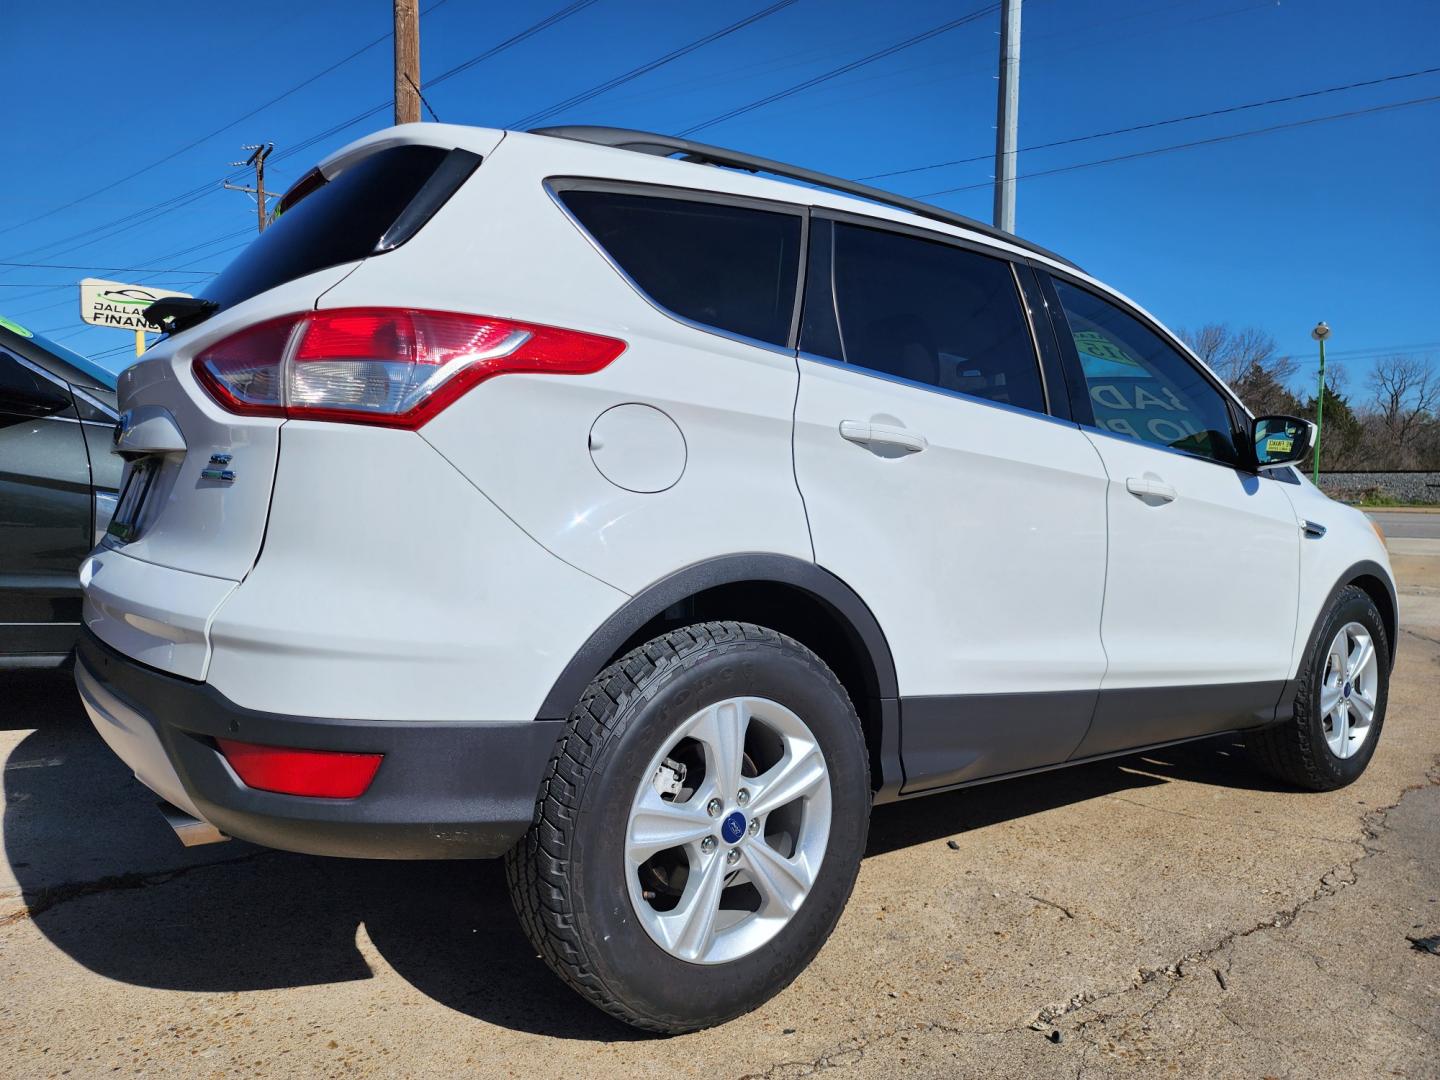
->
[394,0,421,125]
[222,143,275,233]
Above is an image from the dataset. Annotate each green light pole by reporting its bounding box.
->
[1311,321,1331,484]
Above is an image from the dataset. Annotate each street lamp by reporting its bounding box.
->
[1311,321,1331,483]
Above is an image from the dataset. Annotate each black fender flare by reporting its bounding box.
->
[1305,559,1399,674]
[1274,558,1399,720]
[535,553,899,720]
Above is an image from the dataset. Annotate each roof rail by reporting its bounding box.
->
[528,125,1080,271]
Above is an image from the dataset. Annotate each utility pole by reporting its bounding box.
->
[1311,321,1331,483]
[222,143,275,233]
[394,0,421,125]
[992,0,1022,234]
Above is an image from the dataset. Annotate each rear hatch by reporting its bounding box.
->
[90,135,493,675]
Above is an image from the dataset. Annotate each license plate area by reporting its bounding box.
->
[106,457,161,543]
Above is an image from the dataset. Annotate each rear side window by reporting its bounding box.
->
[202,145,453,313]
[1050,278,1241,465]
[558,189,802,347]
[0,349,72,418]
[826,223,1045,414]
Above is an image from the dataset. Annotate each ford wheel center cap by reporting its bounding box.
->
[721,811,747,845]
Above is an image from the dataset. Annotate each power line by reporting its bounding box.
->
[862,64,1440,181]
[268,0,605,168]
[512,0,802,129]
[677,5,998,137]
[0,260,218,273]
[0,0,459,243]
[1,230,247,311]
[917,93,1440,198]
[425,0,600,92]
[3,0,599,268]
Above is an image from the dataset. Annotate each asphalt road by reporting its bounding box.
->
[3,545,1438,1079]
[1368,508,1440,539]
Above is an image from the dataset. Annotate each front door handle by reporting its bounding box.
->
[839,420,927,454]
[1125,476,1177,502]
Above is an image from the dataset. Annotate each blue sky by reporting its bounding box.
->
[2,0,1437,398]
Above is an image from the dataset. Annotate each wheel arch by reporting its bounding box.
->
[535,554,902,794]
[1297,559,1399,678]
[1345,563,1398,669]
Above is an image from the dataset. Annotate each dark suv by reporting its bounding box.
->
[0,316,121,666]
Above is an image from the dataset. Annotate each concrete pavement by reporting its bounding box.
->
[2,548,1438,1078]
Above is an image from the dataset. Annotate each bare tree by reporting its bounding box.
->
[1179,323,1297,414]
[1366,355,1438,465]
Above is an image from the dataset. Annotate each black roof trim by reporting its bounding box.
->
[528,125,1081,272]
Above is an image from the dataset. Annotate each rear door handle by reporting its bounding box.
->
[1125,476,1176,502]
[839,420,927,454]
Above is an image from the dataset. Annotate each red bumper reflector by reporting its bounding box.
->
[216,739,383,799]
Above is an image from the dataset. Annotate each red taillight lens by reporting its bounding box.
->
[216,738,383,799]
[193,308,625,429]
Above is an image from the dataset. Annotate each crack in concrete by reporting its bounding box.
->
[1401,627,1440,648]
[1027,894,1076,920]
[1049,763,1440,1058]
[735,1020,1035,1080]
[0,848,279,927]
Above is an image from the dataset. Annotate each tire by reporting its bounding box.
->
[505,621,870,1034]
[1248,585,1390,791]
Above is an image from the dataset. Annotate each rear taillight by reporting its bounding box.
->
[216,738,383,799]
[193,308,625,429]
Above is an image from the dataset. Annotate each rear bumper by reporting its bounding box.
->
[75,630,559,859]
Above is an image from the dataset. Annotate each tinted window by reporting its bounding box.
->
[559,190,802,346]
[1051,279,1240,465]
[0,350,72,418]
[828,223,1044,414]
[202,145,451,313]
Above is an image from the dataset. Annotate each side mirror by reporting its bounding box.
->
[1251,415,1314,471]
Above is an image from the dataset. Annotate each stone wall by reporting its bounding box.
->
[1318,471,1440,504]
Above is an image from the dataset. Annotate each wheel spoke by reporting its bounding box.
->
[1327,639,1347,684]
[1332,702,1351,757]
[1350,690,1375,726]
[626,694,834,965]
[749,742,827,818]
[1347,635,1375,682]
[1320,685,1343,716]
[656,846,728,961]
[627,785,718,862]
[691,699,749,802]
[742,838,813,917]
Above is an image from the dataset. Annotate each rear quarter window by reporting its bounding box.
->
[557,188,802,347]
[201,145,452,314]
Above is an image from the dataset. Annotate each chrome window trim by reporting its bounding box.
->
[4,346,74,394]
[797,350,1078,430]
[71,385,119,421]
[813,212,1052,421]
[1079,419,1253,474]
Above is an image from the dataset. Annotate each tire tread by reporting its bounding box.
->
[505,620,844,1033]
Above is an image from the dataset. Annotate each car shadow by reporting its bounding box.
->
[2,675,1286,1041]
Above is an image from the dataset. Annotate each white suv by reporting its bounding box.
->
[77,123,1397,1033]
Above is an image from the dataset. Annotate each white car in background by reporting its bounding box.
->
[76,122,1396,1033]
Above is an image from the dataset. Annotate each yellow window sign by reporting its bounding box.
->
[1265,436,1294,455]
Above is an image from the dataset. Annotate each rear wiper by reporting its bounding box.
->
[143,296,219,335]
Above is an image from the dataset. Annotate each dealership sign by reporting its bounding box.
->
[79,278,193,332]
